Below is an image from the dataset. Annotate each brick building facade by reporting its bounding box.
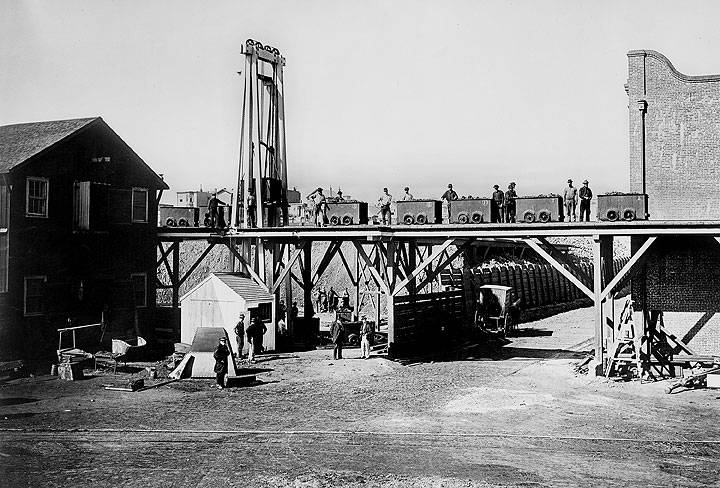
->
[627,51,720,354]
[627,49,720,220]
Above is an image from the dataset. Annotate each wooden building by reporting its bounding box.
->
[180,272,276,355]
[0,117,168,360]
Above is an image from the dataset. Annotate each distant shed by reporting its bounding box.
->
[180,273,276,354]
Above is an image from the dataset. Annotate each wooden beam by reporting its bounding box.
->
[312,241,341,285]
[414,240,473,292]
[354,242,389,295]
[270,245,303,294]
[290,271,304,289]
[599,236,657,301]
[537,237,593,286]
[523,238,594,300]
[593,235,604,370]
[225,242,269,291]
[337,245,358,287]
[178,242,216,288]
[391,239,455,297]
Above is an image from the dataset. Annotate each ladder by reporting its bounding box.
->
[605,298,643,379]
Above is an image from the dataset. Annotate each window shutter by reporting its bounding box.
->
[109,189,131,223]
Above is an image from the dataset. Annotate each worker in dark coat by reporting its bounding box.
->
[579,180,593,222]
[330,320,346,360]
[234,313,245,359]
[213,337,230,389]
[491,184,505,223]
[246,316,267,363]
[504,182,517,223]
[208,193,220,228]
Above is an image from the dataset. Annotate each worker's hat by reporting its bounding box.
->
[404,186,409,191]
[583,179,589,184]
[219,336,226,342]
[509,181,516,186]
[337,189,343,194]
[448,183,453,187]
[316,187,323,192]
[567,178,573,183]
[493,184,499,189]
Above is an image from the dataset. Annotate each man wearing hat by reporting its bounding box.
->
[441,183,459,223]
[504,182,517,223]
[401,186,414,201]
[213,336,231,389]
[307,187,328,226]
[563,179,578,222]
[378,187,393,225]
[491,184,505,223]
[359,315,374,359]
[578,179,593,222]
[335,189,345,202]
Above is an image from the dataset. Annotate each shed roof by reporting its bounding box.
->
[214,273,273,302]
[0,117,99,173]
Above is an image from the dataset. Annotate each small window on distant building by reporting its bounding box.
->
[132,188,148,223]
[26,177,49,217]
[24,276,46,316]
[131,273,147,307]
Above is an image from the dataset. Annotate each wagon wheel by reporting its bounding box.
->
[165,217,177,227]
[471,212,483,223]
[457,213,470,224]
[178,218,189,227]
[606,209,619,221]
[329,215,340,226]
[403,214,415,225]
[415,213,427,224]
[538,210,551,223]
[622,208,636,221]
[523,210,536,223]
[342,215,353,225]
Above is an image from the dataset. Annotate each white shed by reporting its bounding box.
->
[180,273,276,355]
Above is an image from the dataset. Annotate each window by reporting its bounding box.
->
[132,188,148,223]
[24,276,46,316]
[131,273,147,307]
[26,177,48,217]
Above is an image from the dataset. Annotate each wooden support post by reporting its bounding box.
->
[592,235,604,375]
[601,236,615,350]
[355,246,361,320]
[303,241,313,319]
[408,240,417,297]
[285,244,294,339]
[172,241,180,308]
[386,240,395,353]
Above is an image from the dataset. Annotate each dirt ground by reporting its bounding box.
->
[2,302,720,487]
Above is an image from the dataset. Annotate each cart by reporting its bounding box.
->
[475,285,517,336]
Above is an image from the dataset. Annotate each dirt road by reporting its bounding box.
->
[2,302,719,487]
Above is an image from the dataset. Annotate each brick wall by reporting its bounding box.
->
[627,50,720,220]
[632,236,720,355]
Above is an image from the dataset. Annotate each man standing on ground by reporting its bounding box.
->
[246,316,266,363]
[504,182,517,223]
[360,316,374,359]
[563,179,578,222]
[234,313,245,359]
[579,179,593,222]
[491,184,505,223]
[213,336,230,389]
[330,319,346,360]
[401,187,414,201]
[441,184,459,223]
[378,188,393,225]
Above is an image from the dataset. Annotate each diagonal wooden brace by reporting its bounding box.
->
[523,238,594,300]
[391,239,455,297]
[599,236,656,301]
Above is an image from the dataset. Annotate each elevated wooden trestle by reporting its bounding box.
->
[157,220,720,375]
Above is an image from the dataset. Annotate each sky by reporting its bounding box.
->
[2,0,720,204]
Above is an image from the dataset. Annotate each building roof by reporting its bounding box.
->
[0,117,99,173]
[214,273,273,302]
